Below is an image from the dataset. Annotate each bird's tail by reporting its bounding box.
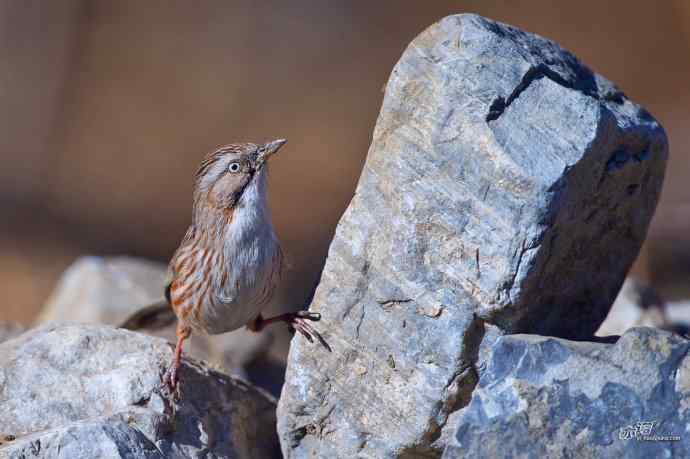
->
[119,300,176,330]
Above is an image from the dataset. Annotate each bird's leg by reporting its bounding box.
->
[165,324,191,399]
[250,311,330,351]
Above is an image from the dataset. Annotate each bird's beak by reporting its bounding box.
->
[257,138,287,166]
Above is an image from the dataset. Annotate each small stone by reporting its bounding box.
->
[417,304,444,318]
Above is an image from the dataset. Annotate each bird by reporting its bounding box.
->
[120,139,327,397]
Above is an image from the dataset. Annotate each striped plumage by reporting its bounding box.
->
[141,139,324,398]
[168,223,283,334]
[169,141,282,334]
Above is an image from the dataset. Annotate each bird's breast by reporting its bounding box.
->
[193,225,279,334]
[201,238,279,334]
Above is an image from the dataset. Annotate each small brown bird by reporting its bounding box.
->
[121,139,326,395]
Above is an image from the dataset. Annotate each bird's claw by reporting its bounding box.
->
[295,310,321,321]
[162,365,182,402]
[288,312,331,352]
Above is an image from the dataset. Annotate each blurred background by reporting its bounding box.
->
[1,1,689,329]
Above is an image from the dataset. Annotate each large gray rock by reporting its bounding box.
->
[0,323,278,458]
[38,256,169,325]
[39,256,284,395]
[278,14,667,458]
[444,327,690,458]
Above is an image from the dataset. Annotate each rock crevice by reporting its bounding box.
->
[486,63,598,122]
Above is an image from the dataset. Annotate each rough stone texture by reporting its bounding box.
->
[38,256,283,395]
[38,256,168,325]
[278,14,667,458]
[444,327,690,458]
[0,324,278,458]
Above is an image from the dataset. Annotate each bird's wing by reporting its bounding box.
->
[260,244,284,306]
[119,226,200,331]
[263,244,283,289]
[119,300,176,330]
[167,226,199,280]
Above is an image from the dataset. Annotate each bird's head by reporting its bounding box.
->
[193,139,286,213]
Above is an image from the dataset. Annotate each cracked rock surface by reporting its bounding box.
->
[444,327,690,458]
[277,14,667,458]
[0,324,278,458]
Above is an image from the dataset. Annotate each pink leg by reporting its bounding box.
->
[165,324,191,399]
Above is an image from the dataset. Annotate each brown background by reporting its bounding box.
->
[2,0,689,324]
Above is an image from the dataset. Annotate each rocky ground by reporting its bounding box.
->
[0,324,278,458]
[0,13,686,459]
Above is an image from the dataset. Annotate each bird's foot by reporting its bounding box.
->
[162,362,182,402]
[252,310,331,351]
[286,311,331,351]
[161,324,190,403]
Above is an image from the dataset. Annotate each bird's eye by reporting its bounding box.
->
[228,162,241,173]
